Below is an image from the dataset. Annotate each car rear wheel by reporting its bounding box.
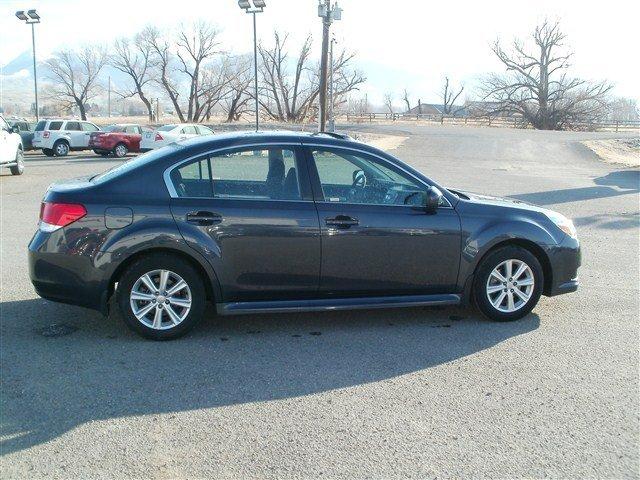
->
[10,149,25,175]
[43,148,54,157]
[473,245,543,322]
[117,254,206,340]
[53,140,69,157]
[113,143,128,158]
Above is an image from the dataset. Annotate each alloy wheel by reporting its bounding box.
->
[115,144,127,157]
[129,269,192,330]
[486,259,535,313]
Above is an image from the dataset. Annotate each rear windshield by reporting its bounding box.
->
[157,125,177,131]
[104,125,125,132]
[91,144,184,183]
[35,120,47,131]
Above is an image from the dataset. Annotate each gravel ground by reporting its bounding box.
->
[1,124,638,479]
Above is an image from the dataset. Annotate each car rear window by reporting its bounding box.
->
[157,125,177,131]
[35,120,47,131]
[49,121,63,130]
[91,144,184,184]
[104,125,125,132]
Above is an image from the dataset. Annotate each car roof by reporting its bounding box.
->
[180,130,353,146]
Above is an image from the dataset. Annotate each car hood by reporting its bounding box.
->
[450,189,549,214]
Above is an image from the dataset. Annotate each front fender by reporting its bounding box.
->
[457,216,560,286]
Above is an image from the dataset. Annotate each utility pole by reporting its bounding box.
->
[317,0,341,132]
[108,76,111,118]
[327,36,336,132]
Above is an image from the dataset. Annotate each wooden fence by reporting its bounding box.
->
[341,112,640,132]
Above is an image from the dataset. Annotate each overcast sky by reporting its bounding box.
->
[1,0,638,105]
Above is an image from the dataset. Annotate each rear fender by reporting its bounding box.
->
[97,216,222,303]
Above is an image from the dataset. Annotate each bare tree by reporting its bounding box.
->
[175,21,224,122]
[402,89,411,113]
[111,35,155,120]
[223,56,253,122]
[45,46,106,120]
[441,77,464,115]
[258,32,364,123]
[142,26,185,121]
[143,22,228,123]
[383,92,394,114]
[607,97,639,121]
[482,19,613,130]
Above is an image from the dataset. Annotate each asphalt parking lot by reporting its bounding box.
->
[1,125,638,478]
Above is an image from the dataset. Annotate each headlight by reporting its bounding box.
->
[546,210,577,238]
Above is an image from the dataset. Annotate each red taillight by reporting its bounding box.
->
[40,202,87,231]
[43,131,50,138]
[155,133,163,141]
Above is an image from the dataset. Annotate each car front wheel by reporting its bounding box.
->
[473,245,543,322]
[117,253,206,340]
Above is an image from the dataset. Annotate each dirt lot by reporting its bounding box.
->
[1,124,638,478]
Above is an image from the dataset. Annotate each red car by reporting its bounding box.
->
[89,124,146,158]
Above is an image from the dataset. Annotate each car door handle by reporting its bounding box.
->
[186,211,222,226]
[325,215,359,228]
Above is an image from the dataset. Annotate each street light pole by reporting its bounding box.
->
[30,22,39,121]
[317,1,341,132]
[16,9,41,121]
[252,11,259,132]
[238,0,265,132]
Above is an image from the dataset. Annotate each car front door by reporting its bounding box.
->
[168,144,321,303]
[307,146,461,297]
[0,117,12,162]
[80,122,100,147]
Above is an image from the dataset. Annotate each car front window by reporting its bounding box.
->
[312,149,426,206]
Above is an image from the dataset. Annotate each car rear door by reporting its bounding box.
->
[80,122,100,147]
[168,144,321,303]
[65,121,84,147]
[306,145,462,297]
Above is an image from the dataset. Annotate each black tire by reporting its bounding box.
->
[10,148,25,175]
[473,245,543,322]
[113,143,128,158]
[53,140,69,157]
[43,148,55,157]
[117,253,206,340]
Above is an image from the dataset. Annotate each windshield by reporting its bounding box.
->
[91,144,184,183]
[104,125,125,132]
[157,125,177,132]
[34,120,47,131]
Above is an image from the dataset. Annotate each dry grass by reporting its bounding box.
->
[582,138,640,168]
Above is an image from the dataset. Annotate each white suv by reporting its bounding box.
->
[0,114,24,175]
[32,119,101,156]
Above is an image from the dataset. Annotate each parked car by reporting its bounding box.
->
[140,124,214,151]
[7,118,36,150]
[89,124,146,158]
[28,131,580,340]
[0,114,25,175]
[32,119,101,156]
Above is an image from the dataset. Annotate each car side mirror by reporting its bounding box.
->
[423,186,443,213]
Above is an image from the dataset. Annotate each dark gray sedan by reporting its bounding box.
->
[28,131,580,340]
